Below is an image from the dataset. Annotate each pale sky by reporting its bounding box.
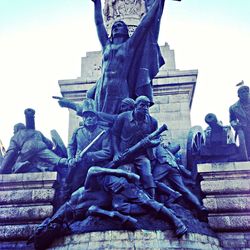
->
[0,0,249,148]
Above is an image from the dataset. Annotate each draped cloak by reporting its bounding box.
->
[128,0,165,104]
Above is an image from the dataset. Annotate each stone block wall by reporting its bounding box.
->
[48,230,222,250]
[198,161,250,250]
[0,172,57,248]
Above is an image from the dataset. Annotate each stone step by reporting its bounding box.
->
[0,172,57,190]
[0,188,55,205]
[0,223,39,240]
[208,212,250,231]
[203,194,250,212]
[0,204,53,223]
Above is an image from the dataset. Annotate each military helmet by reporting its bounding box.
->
[81,98,97,116]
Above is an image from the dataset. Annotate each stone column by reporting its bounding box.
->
[198,162,250,249]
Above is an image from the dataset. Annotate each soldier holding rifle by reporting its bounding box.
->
[112,95,159,198]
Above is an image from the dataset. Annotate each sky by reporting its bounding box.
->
[0,0,249,148]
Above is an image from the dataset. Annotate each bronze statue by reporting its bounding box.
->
[54,96,135,126]
[152,144,208,221]
[29,166,140,249]
[63,99,113,197]
[30,166,187,249]
[112,96,158,198]
[230,85,250,159]
[87,0,165,114]
[0,109,68,174]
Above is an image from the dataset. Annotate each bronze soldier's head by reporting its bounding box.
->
[135,96,150,116]
[238,85,249,103]
[119,98,135,113]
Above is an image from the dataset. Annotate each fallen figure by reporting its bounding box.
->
[28,166,187,249]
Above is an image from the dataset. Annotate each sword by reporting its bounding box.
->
[79,130,106,159]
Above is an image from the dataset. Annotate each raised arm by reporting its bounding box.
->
[129,0,163,48]
[92,0,109,48]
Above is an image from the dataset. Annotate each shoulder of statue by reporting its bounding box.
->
[230,100,241,110]
[73,126,84,134]
[117,111,131,120]
[148,114,157,123]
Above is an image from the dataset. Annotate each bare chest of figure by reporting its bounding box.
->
[102,43,128,73]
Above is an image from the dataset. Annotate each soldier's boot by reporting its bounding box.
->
[159,206,188,238]
[155,181,182,205]
[184,192,208,222]
[143,174,156,199]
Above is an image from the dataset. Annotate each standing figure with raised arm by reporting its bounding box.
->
[87,0,165,114]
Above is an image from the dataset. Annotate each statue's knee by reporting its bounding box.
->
[87,166,101,176]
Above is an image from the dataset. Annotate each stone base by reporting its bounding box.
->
[0,241,34,250]
[0,172,57,243]
[0,224,40,241]
[198,161,250,250]
[47,230,222,250]
[217,232,250,250]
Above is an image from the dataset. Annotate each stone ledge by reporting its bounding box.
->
[200,179,250,195]
[208,213,250,231]
[217,232,250,249]
[48,231,222,250]
[0,172,57,190]
[0,224,39,240]
[0,188,55,205]
[0,241,34,250]
[203,194,250,212]
[198,162,250,173]
[0,204,53,222]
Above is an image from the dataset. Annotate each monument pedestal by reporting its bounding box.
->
[198,162,250,249]
[47,230,221,250]
[0,172,57,249]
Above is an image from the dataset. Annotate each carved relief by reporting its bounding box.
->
[104,0,146,22]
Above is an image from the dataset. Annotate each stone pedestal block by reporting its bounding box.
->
[198,161,250,249]
[48,230,222,250]
[0,172,57,241]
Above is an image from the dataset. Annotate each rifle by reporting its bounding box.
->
[109,124,168,168]
[52,96,63,100]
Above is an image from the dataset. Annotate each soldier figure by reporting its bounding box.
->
[64,99,113,197]
[56,96,135,126]
[112,96,157,198]
[230,85,250,158]
[152,144,208,220]
[0,109,68,174]
[30,166,187,249]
